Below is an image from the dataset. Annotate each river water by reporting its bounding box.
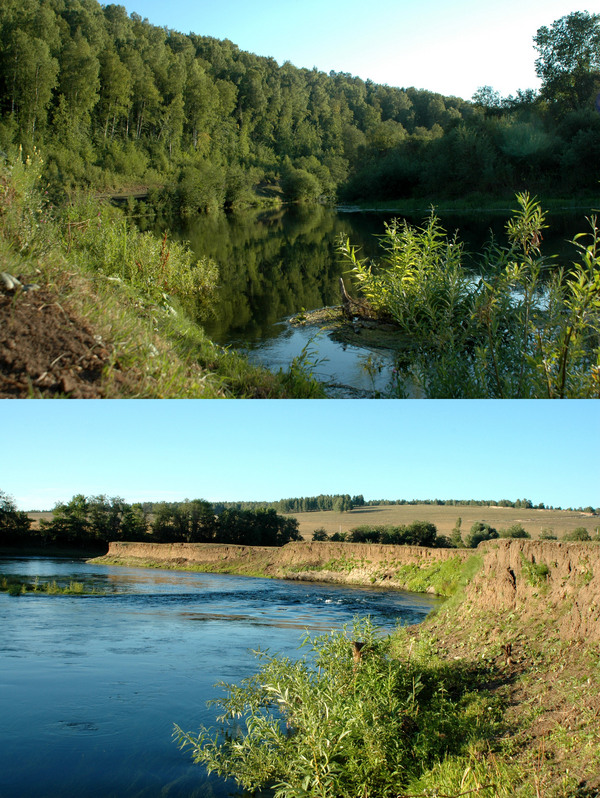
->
[178,205,592,397]
[0,557,441,798]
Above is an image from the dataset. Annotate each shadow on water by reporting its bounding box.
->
[0,557,441,798]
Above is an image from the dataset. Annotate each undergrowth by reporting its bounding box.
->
[174,618,512,798]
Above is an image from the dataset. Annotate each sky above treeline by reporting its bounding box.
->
[118,0,582,100]
[1,400,598,511]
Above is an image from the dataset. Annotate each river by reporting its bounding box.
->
[0,556,441,798]
[177,204,593,397]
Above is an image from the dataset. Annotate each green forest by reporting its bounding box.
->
[1,3,600,399]
[0,490,302,549]
[1,2,600,210]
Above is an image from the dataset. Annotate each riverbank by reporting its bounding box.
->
[92,540,475,595]
[93,538,600,625]
[340,195,600,214]
[0,156,325,398]
[101,539,600,794]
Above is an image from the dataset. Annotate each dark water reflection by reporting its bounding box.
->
[178,205,593,396]
[0,557,441,798]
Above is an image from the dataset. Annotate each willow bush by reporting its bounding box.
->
[175,619,510,798]
[338,194,600,398]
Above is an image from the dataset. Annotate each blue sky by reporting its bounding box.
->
[1,400,597,511]
[118,0,581,100]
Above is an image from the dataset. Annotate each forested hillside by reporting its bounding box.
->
[1,1,599,211]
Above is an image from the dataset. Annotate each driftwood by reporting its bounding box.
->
[339,277,371,319]
[340,277,398,332]
[352,640,365,670]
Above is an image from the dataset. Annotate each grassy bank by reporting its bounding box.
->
[93,554,270,580]
[0,153,323,398]
[173,551,600,797]
[343,194,600,214]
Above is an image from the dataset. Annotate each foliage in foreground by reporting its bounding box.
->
[175,619,510,798]
[339,193,600,398]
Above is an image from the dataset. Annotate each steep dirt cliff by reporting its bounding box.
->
[103,539,473,590]
[101,539,600,641]
[467,538,600,642]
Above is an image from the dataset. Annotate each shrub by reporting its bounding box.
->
[465,522,499,548]
[339,193,600,398]
[499,523,530,539]
[330,531,347,542]
[564,527,592,541]
[174,619,505,798]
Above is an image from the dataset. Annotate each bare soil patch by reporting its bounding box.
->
[0,283,128,397]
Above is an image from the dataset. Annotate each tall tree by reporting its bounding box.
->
[0,491,31,544]
[534,11,600,112]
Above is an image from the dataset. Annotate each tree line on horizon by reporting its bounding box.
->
[1,2,599,212]
[197,495,598,514]
[0,492,301,549]
[1,492,598,551]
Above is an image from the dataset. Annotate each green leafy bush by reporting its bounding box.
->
[465,522,499,548]
[338,212,471,344]
[339,193,600,398]
[499,523,531,539]
[175,619,505,798]
[563,527,592,541]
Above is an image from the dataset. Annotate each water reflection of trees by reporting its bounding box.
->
[178,206,587,344]
[181,206,359,342]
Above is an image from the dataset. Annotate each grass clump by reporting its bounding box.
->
[520,554,550,588]
[1,575,97,595]
[391,554,481,597]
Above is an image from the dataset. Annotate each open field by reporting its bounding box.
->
[27,512,54,529]
[285,503,600,540]
[26,504,599,543]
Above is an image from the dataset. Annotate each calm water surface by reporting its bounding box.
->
[0,557,441,798]
[178,205,592,396]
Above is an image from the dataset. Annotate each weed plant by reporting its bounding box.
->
[175,618,510,798]
[1,575,95,595]
[338,193,600,398]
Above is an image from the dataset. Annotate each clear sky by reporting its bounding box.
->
[1,400,598,511]
[117,0,584,100]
